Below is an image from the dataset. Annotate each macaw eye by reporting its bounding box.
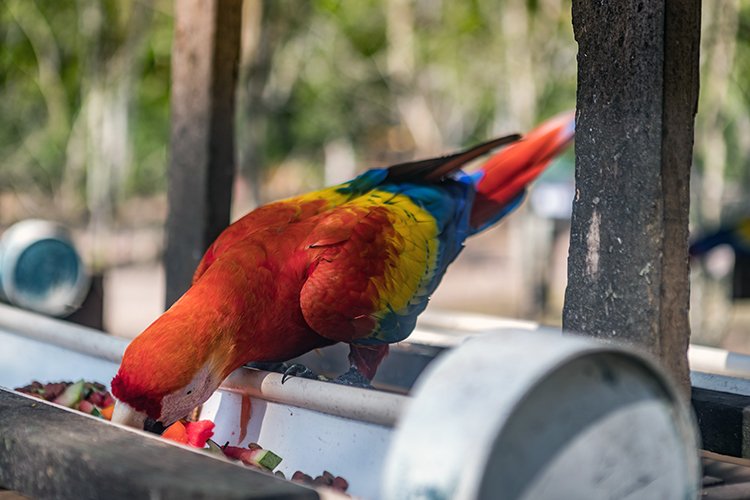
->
[186,390,193,395]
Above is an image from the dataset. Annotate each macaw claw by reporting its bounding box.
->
[332,366,373,389]
[281,364,320,384]
[245,361,289,372]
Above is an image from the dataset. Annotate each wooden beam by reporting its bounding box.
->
[165,0,242,307]
[0,389,317,499]
[563,1,701,394]
[692,388,750,459]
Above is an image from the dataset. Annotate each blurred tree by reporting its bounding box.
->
[0,0,172,227]
[690,2,750,346]
[1,0,576,216]
[6,0,750,336]
[233,0,576,208]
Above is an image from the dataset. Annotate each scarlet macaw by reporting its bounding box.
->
[111,112,575,428]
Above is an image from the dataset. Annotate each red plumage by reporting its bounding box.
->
[470,111,575,229]
[111,113,575,427]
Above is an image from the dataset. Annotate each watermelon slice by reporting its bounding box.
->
[185,420,215,448]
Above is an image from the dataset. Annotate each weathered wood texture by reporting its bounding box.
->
[0,389,317,500]
[692,388,750,459]
[563,1,701,394]
[165,0,242,307]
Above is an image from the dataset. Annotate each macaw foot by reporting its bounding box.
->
[332,366,373,389]
[245,361,290,372]
[281,363,323,384]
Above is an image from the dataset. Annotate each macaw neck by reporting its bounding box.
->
[164,257,274,379]
[155,247,325,383]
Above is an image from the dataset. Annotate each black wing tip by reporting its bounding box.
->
[385,132,522,183]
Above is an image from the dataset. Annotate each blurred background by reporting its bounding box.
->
[0,1,748,351]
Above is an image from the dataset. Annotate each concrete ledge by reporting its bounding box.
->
[0,389,317,500]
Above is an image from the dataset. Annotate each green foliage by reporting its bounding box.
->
[0,0,172,212]
[1,0,578,219]
[239,0,576,193]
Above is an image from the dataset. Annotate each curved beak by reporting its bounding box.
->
[111,401,147,429]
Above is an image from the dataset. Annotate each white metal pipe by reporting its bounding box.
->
[688,344,750,379]
[220,368,407,427]
[0,302,127,362]
[0,304,406,425]
[5,300,750,403]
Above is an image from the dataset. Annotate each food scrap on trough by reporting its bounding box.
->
[15,380,350,495]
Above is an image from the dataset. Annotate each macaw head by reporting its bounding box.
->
[110,308,236,429]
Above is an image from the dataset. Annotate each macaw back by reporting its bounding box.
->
[190,111,574,364]
[187,174,475,363]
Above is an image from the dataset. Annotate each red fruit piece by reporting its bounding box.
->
[43,382,69,401]
[331,476,349,492]
[14,381,44,396]
[87,391,107,407]
[292,471,313,484]
[185,420,215,448]
[223,445,252,462]
[78,400,95,414]
[101,393,115,408]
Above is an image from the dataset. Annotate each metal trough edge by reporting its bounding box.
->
[0,303,127,362]
[5,302,750,402]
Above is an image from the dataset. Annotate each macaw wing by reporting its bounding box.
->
[194,133,519,284]
[299,189,445,345]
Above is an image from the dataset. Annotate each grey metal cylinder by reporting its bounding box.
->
[0,220,90,317]
[383,330,701,500]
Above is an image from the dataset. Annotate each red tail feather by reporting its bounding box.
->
[470,111,575,230]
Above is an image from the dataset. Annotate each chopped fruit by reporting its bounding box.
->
[52,380,85,408]
[250,449,283,470]
[42,382,67,400]
[222,445,255,465]
[292,469,349,493]
[331,476,349,492]
[222,444,282,471]
[78,400,95,414]
[185,420,215,448]
[101,404,115,421]
[162,421,189,444]
[16,380,115,420]
[17,380,351,494]
[292,471,313,483]
[205,439,225,456]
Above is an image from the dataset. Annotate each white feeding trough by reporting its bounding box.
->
[0,303,700,499]
[384,332,701,499]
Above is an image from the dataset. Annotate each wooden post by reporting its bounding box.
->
[563,1,701,394]
[165,0,242,307]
